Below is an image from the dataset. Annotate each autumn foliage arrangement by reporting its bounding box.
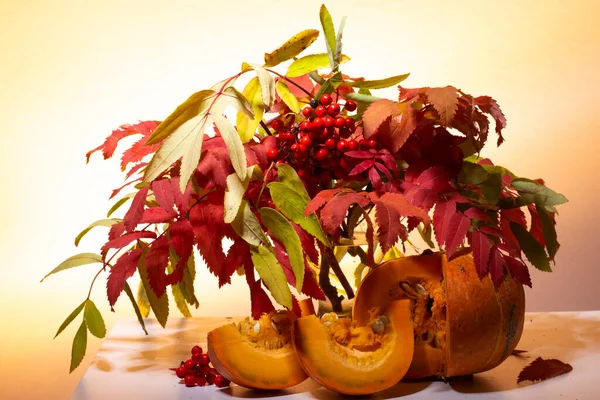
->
[44,4,567,375]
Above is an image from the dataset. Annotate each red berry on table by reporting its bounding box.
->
[314,148,329,161]
[347,139,358,151]
[312,117,324,129]
[191,353,202,364]
[300,135,312,146]
[319,93,333,106]
[327,103,341,116]
[184,359,194,370]
[184,374,196,387]
[199,353,210,365]
[315,105,327,118]
[195,375,207,386]
[302,106,313,118]
[176,366,187,379]
[334,117,346,128]
[336,139,348,152]
[344,99,357,112]
[300,120,312,132]
[191,345,203,355]
[214,375,230,388]
[267,148,279,160]
[325,138,336,149]
[199,365,210,376]
[271,119,284,131]
[324,116,335,128]
[367,139,378,149]
[206,371,217,385]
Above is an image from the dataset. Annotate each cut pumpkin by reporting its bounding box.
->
[292,300,414,396]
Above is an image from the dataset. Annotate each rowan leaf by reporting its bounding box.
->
[74,219,120,247]
[320,192,370,234]
[348,160,374,176]
[236,77,264,143]
[512,178,568,207]
[42,253,103,282]
[211,114,247,182]
[140,207,174,224]
[362,99,398,138]
[319,4,336,69]
[223,86,254,118]
[136,280,150,318]
[264,29,319,67]
[425,86,458,126]
[179,252,199,305]
[433,199,456,247]
[107,248,143,308]
[517,357,572,384]
[54,301,86,339]
[344,92,381,105]
[137,250,169,328]
[252,64,276,110]
[259,207,305,292]
[347,73,410,90]
[504,255,532,287]
[489,245,505,287]
[122,281,148,334]
[151,179,176,215]
[107,193,134,217]
[250,245,292,309]
[276,163,311,203]
[275,81,300,113]
[305,188,341,216]
[123,186,149,232]
[374,199,406,254]
[231,200,269,247]
[537,205,558,260]
[190,192,228,277]
[459,161,490,185]
[474,96,507,146]
[70,321,87,373]
[84,299,106,339]
[500,208,527,249]
[445,211,471,257]
[287,53,350,77]
[510,222,551,272]
[145,90,216,145]
[222,238,251,287]
[224,166,254,224]
[334,16,346,67]
[415,165,453,192]
[101,231,156,251]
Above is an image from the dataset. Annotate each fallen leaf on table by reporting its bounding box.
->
[517,357,573,384]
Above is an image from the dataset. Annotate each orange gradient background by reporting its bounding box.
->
[1,0,599,398]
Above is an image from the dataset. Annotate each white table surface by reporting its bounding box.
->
[72,311,600,400]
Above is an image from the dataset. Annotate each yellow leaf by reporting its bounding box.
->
[264,29,320,67]
[286,53,350,78]
[236,77,264,143]
[275,81,300,113]
[211,114,247,182]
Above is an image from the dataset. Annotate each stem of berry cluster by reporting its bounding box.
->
[318,245,343,313]
[323,247,355,300]
[266,69,313,97]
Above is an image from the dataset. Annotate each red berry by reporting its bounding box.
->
[323,116,335,128]
[184,374,196,387]
[319,94,333,106]
[345,117,355,129]
[344,100,357,112]
[290,143,299,151]
[336,140,348,152]
[314,148,329,161]
[199,353,210,365]
[298,143,308,153]
[340,157,349,170]
[195,375,207,386]
[191,353,202,364]
[367,139,378,149]
[327,103,341,116]
[267,148,279,160]
[275,160,286,165]
[199,365,210,376]
[206,371,217,385]
[184,359,194,370]
[347,140,358,151]
[297,169,306,178]
[176,366,187,379]
[322,126,336,138]
[315,105,327,118]
[214,375,230,388]
[272,119,284,131]
[312,117,324,130]
[359,139,369,149]
[301,106,313,118]
[334,117,346,128]
[191,345,203,355]
[325,138,336,149]
[338,126,351,138]
[279,131,294,142]
[300,136,312,146]
[300,120,312,132]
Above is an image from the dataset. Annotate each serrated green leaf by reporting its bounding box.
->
[286,53,350,78]
[347,73,410,90]
[259,207,305,292]
[123,281,148,335]
[138,253,169,327]
[84,299,106,339]
[136,280,150,318]
[107,193,134,217]
[54,301,86,339]
[319,4,336,70]
[75,218,121,247]
[146,90,216,145]
[180,252,199,307]
[344,92,381,104]
[417,223,435,249]
[224,166,254,224]
[41,253,103,282]
[512,178,568,207]
[251,64,276,110]
[276,164,311,203]
[537,204,558,260]
[334,16,346,68]
[237,77,264,143]
[223,86,254,118]
[510,222,551,272]
[167,262,192,318]
[231,200,270,247]
[70,321,87,373]
[211,114,247,182]
[275,81,300,113]
[250,245,292,309]
[354,263,367,288]
[267,182,329,246]
[458,161,489,185]
[481,164,517,179]
[480,174,502,204]
[329,71,343,89]
[264,29,320,67]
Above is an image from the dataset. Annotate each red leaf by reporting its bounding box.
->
[375,150,398,173]
[244,260,274,320]
[102,231,156,251]
[292,222,318,264]
[110,178,142,200]
[301,265,326,300]
[474,96,506,146]
[171,177,193,214]
[528,205,546,246]
[121,135,161,171]
[445,211,471,257]
[471,229,491,278]
[363,100,417,152]
[362,99,399,138]
[489,245,505,287]
[108,222,125,241]
[86,120,161,163]
[123,187,149,232]
[152,179,176,216]
[125,162,148,179]
[196,145,232,189]
[517,357,572,384]
[189,192,227,279]
[500,208,527,250]
[402,184,438,211]
[165,219,195,286]
[433,199,456,246]
[464,207,492,223]
[345,150,376,159]
[305,189,341,217]
[348,160,374,176]
[319,192,370,234]
[425,86,458,126]
[368,167,382,189]
[374,162,393,181]
[140,207,174,224]
[222,238,251,287]
[378,192,431,222]
[504,255,532,287]
[374,200,406,254]
[415,166,453,192]
[144,236,170,298]
[106,248,143,309]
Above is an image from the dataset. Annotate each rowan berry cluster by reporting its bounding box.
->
[172,345,230,388]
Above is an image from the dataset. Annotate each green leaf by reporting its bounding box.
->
[276,163,311,203]
[74,218,120,247]
[417,223,435,249]
[107,193,134,217]
[54,301,86,339]
[211,114,247,182]
[458,161,490,185]
[510,222,551,272]
[123,281,148,334]
[137,252,169,327]
[231,200,270,247]
[264,29,320,67]
[329,71,343,89]
[180,252,199,307]
[70,321,87,373]
[41,253,103,282]
[224,166,254,224]
[480,174,502,204]
[354,263,367,288]
[252,64,276,110]
[334,16,347,68]
[223,86,254,118]
[259,207,305,292]
[236,77,264,143]
[250,245,292,309]
[314,78,334,102]
[346,73,410,90]
[275,81,300,113]
[146,90,216,145]
[511,178,568,207]
[308,71,326,84]
[84,299,106,339]
[344,92,381,104]
[287,53,350,78]
[267,182,329,246]
[319,4,336,69]
[537,204,558,260]
[136,280,151,318]
[167,262,192,318]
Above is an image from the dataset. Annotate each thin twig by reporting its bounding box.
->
[266,69,313,97]
[318,243,344,312]
[324,247,355,299]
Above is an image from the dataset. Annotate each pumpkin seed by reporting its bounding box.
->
[415,283,427,296]
[253,321,261,334]
[400,281,418,298]
[371,319,385,334]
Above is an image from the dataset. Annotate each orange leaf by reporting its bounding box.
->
[425,86,458,126]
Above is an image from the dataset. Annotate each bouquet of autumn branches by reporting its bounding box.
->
[43,5,567,372]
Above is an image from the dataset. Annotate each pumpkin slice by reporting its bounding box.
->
[207,310,308,390]
[293,300,414,395]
